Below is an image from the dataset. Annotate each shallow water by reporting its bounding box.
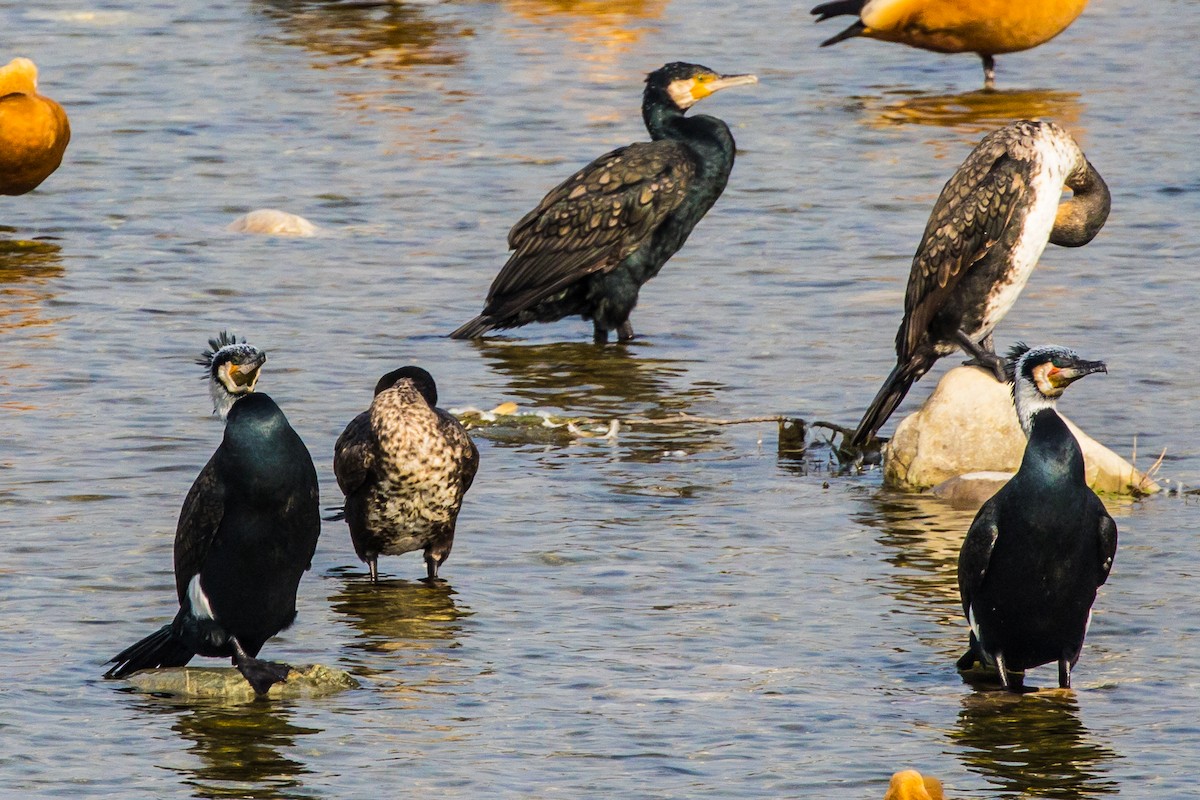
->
[2,0,1198,797]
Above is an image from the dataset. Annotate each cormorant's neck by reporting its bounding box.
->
[1019,407,1086,486]
[642,89,733,153]
[1050,159,1110,247]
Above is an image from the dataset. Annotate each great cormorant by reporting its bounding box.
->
[849,120,1109,449]
[105,392,321,695]
[811,0,1090,89]
[957,343,1116,691]
[197,331,267,419]
[450,62,757,344]
[0,57,70,195]
[333,366,479,581]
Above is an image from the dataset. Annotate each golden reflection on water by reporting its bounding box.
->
[864,88,1085,135]
[503,0,664,58]
[253,0,468,71]
[168,703,320,800]
[953,690,1120,799]
[0,237,64,411]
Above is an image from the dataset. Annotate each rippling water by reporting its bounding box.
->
[2,1,1198,797]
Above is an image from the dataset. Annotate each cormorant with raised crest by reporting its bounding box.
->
[957,343,1116,691]
[849,120,1110,449]
[334,367,479,581]
[198,331,267,419]
[451,62,757,343]
[106,342,320,696]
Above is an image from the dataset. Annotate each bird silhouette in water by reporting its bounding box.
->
[811,0,1092,89]
[451,62,757,344]
[334,367,478,581]
[849,120,1109,450]
[0,57,70,195]
[957,343,1116,691]
[106,339,320,696]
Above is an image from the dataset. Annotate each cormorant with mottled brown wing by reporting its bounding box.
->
[451,62,757,344]
[848,120,1109,449]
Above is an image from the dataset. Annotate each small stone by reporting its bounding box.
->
[227,209,318,237]
[124,663,358,701]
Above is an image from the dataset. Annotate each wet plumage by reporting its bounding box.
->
[811,0,1090,89]
[0,57,70,195]
[106,392,321,695]
[957,344,1116,691]
[849,120,1110,448]
[451,62,757,343]
[197,331,266,419]
[334,366,479,581]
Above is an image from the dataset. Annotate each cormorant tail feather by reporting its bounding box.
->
[104,624,195,679]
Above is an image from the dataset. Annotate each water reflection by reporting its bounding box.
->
[0,238,63,407]
[503,0,665,61]
[856,490,975,652]
[168,702,320,800]
[862,88,1085,138]
[254,0,468,71]
[952,690,1120,798]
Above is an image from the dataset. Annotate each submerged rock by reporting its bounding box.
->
[124,664,357,701]
[883,366,1159,495]
[930,471,1014,508]
[227,208,318,237]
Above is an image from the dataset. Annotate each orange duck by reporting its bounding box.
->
[884,770,945,800]
[0,57,70,195]
[811,0,1090,89]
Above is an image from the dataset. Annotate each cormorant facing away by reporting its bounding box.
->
[957,344,1116,691]
[848,120,1109,449]
[106,392,321,695]
[334,366,479,581]
[810,0,1090,90]
[0,57,70,195]
[197,331,267,419]
[450,62,757,344]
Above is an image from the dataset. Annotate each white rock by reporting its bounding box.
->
[883,366,1159,496]
[227,208,318,237]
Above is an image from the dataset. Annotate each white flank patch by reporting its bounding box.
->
[968,605,981,640]
[187,574,216,621]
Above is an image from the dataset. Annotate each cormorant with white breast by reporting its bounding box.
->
[334,366,479,581]
[848,120,1110,449]
[198,331,267,419]
[450,62,757,343]
[105,378,321,695]
[957,343,1116,691]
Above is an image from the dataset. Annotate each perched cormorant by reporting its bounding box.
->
[0,57,70,195]
[848,120,1109,449]
[105,392,321,695]
[957,343,1116,691]
[811,0,1090,89]
[450,62,757,344]
[197,331,267,419]
[333,366,479,581]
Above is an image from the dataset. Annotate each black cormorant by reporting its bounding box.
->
[333,366,479,581]
[957,343,1116,691]
[450,62,757,343]
[105,392,321,695]
[197,331,267,419]
[849,120,1110,449]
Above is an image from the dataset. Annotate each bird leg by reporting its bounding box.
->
[617,320,635,342]
[368,558,379,583]
[956,330,1006,381]
[1058,657,1072,689]
[981,54,996,91]
[592,320,610,344]
[232,637,291,696]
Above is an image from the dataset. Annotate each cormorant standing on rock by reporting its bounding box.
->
[849,120,1110,449]
[198,331,266,419]
[105,392,321,695]
[334,367,479,581]
[957,343,1116,691]
[451,62,757,343]
[810,0,1091,89]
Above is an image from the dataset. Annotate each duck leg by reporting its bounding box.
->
[1058,657,1072,689]
[981,54,996,91]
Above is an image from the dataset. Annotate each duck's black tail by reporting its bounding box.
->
[105,623,195,679]
[849,356,932,449]
[810,0,865,20]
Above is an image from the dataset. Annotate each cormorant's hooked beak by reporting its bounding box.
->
[1046,357,1106,390]
[707,73,759,94]
[227,352,267,390]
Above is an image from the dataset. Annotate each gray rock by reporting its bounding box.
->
[124,663,358,701]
